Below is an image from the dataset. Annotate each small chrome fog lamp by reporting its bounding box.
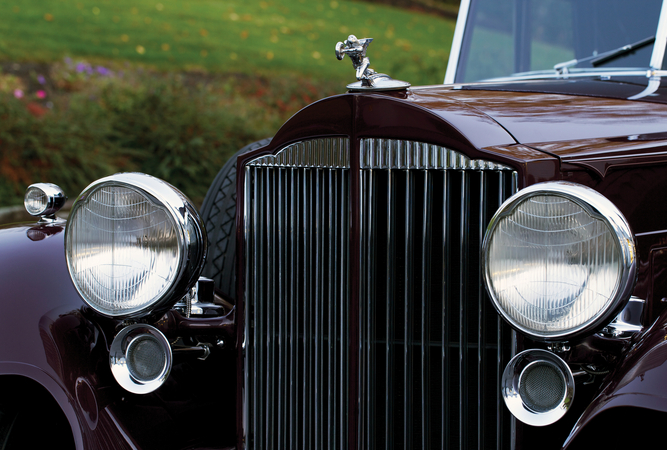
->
[501,349,574,426]
[110,324,172,394]
[24,183,66,218]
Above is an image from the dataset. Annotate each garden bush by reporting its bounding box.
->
[0,59,339,207]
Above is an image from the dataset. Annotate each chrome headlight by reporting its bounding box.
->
[482,181,636,340]
[65,173,206,318]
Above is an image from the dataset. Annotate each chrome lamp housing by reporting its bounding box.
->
[24,183,67,218]
[110,324,173,394]
[482,181,636,341]
[502,349,575,426]
[65,173,207,319]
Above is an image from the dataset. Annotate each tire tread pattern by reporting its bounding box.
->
[199,138,272,300]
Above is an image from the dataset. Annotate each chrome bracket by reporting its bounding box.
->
[601,297,645,338]
[547,342,571,353]
[172,277,224,318]
[173,286,199,318]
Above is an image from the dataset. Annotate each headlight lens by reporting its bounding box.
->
[65,173,206,318]
[24,183,66,217]
[483,182,636,340]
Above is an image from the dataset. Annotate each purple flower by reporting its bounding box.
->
[37,75,46,85]
[64,56,72,65]
[96,66,110,76]
[76,62,87,73]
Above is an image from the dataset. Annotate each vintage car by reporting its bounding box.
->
[2,0,667,448]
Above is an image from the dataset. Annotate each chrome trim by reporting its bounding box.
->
[109,324,172,394]
[24,183,66,218]
[360,138,513,170]
[483,181,637,341]
[602,296,645,338]
[65,173,207,318]
[247,139,350,168]
[628,73,662,100]
[651,0,667,69]
[444,0,471,84]
[502,349,574,427]
[476,68,666,83]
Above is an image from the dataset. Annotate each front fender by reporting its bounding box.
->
[564,307,667,447]
[0,222,87,365]
[0,222,137,449]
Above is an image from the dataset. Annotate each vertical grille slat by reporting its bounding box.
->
[403,168,414,450]
[385,164,395,450]
[421,170,432,450]
[442,168,450,450]
[478,172,486,450]
[277,168,284,450]
[243,137,516,450]
[459,171,469,450]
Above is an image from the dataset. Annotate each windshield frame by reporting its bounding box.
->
[444,0,667,84]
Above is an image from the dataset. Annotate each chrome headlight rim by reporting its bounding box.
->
[65,172,207,319]
[482,181,636,341]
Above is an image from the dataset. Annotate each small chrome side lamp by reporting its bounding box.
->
[24,183,66,220]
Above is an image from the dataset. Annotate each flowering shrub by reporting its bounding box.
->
[0,58,339,207]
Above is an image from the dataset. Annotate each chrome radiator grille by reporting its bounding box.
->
[358,139,516,449]
[243,138,351,450]
[243,138,517,450]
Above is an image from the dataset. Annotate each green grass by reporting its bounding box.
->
[0,0,456,86]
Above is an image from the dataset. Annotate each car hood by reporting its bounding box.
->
[405,78,667,175]
[408,79,667,145]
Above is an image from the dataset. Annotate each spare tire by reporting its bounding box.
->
[199,138,272,300]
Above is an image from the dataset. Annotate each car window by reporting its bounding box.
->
[458,0,663,82]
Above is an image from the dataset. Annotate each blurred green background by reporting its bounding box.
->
[0,0,457,208]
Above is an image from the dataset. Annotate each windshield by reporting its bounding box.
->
[456,0,664,82]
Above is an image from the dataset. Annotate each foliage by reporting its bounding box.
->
[0,59,340,207]
[0,84,123,206]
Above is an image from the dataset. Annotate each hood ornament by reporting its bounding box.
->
[335,35,410,91]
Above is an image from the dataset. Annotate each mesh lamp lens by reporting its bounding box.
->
[110,324,172,394]
[65,173,206,318]
[483,182,636,340]
[501,349,574,426]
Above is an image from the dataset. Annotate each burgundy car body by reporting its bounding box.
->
[2,0,667,449]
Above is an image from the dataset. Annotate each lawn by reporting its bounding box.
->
[0,0,455,86]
